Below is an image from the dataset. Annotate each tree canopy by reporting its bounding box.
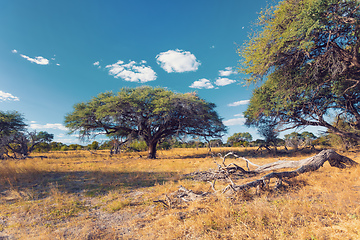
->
[64,86,227,158]
[0,111,27,137]
[240,0,360,142]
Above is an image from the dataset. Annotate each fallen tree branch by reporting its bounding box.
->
[224,149,358,193]
[177,149,358,202]
[254,149,357,173]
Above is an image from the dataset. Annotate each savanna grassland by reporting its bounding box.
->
[0,147,359,239]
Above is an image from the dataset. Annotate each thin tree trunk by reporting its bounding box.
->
[148,141,158,159]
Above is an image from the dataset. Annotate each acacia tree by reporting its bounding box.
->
[0,111,53,158]
[6,131,54,158]
[1,111,26,158]
[64,86,227,159]
[240,0,360,141]
[0,111,27,136]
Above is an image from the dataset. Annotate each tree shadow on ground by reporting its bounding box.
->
[0,170,179,200]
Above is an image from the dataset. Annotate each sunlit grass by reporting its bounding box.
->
[0,147,359,239]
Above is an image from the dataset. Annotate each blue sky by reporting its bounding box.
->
[0,0,289,144]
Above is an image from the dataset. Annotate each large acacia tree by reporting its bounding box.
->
[64,86,227,159]
[240,0,360,143]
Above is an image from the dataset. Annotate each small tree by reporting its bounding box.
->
[285,131,317,150]
[6,131,53,158]
[258,123,278,145]
[88,141,99,150]
[65,87,227,159]
[255,121,279,153]
[0,111,53,158]
[227,132,253,147]
[209,139,223,148]
[60,145,68,151]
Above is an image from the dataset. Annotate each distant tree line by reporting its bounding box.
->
[1,110,355,160]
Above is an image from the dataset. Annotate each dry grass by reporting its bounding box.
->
[0,147,359,239]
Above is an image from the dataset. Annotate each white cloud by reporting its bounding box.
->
[93,61,101,69]
[105,60,157,83]
[156,49,201,73]
[228,100,250,107]
[20,54,50,65]
[234,113,244,117]
[214,77,236,86]
[219,67,237,77]
[223,117,246,126]
[189,78,214,89]
[0,91,19,102]
[12,49,57,65]
[29,122,67,131]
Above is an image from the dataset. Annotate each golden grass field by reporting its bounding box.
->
[0,147,359,239]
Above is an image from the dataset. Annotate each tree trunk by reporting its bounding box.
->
[148,141,158,159]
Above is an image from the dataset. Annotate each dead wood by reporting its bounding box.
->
[161,149,359,205]
[225,149,357,193]
[154,185,209,208]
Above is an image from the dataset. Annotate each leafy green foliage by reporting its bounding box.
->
[68,144,84,151]
[0,111,27,137]
[0,111,27,158]
[33,142,51,153]
[241,0,360,142]
[227,132,252,146]
[88,141,99,150]
[65,86,227,158]
[128,140,147,152]
[49,142,67,151]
